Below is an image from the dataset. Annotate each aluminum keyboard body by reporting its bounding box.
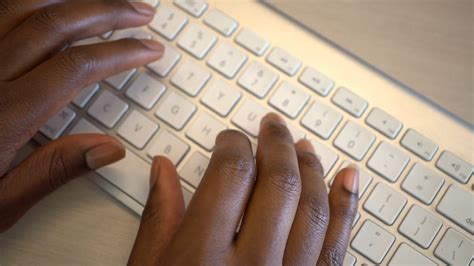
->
[34,1,473,265]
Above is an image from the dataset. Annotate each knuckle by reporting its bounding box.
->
[319,245,347,266]
[297,151,324,176]
[0,0,20,17]
[300,193,330,231]
[32,6,69,36]
[57,48,95,83]
[213,151,255,185]
[268,165,301,195]
[332,196,358,222]
[47,149,70,190]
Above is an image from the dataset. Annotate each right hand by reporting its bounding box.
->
[129,113,360,265]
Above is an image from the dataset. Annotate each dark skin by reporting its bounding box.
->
[0,1,359,265]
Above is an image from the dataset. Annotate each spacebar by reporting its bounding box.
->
[96,150,150,206]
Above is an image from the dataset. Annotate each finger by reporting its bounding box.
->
[0,0,66,38]
[0,134,125,233]
[7,38,163,148]
[0,0,155,80]
[317,166,359,266]
[173,130,255,249]
[128,156,184,266]
[235,113,301,264]
[283,140,330,265]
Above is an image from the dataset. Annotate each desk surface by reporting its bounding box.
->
[0,1,471,265]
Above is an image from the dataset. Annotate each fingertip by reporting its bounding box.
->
[340,165,359,194]
[139,39,164,53]
[129,2,156,16]
[261,112,286,127]
[295,139,315,154]
[85,141,126,170]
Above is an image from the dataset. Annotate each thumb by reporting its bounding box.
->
[129,156,185,266]
[0,134,125,233]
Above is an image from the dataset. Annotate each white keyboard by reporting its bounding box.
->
[37,1,473,265]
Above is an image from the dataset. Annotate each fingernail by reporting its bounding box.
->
[140,39,164,52]
[85,142,126,170]
[343,163,359,194]
[130,2,155,16]
[295,139,315,153]
[261,112,286,127]
[150,156,161,188]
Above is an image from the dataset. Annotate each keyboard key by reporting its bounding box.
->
[298,67,334,96]
[287,124,306,141]
[401,163,444,205]
[389,243,436,266]
[401,129,438,161]
[238,61,278,98]
[351,220,395,264]
[73,84,99,108]
[343,252,356,266]
[235,28,270,56]
[364,183,407,225]
[437,185,474,234]
[201,79,241,117]
[310,140,339,177]
[367,142,410,182]
[232,99,268,138]
[266,47,302,76]
[334,121,375,161]
[207,42,248,79]
[435,228,473,265]
[126,73,166,109]
[147,131,189,165]
[174,0,207,17]
[117,110,158,149]
[398,205,442,248]
[97,148,151,205]
[332,161,373,198]
[332,87,368,117]
[147,43,181,77]
[155,92,196,130]
[40,107,76,140]
[436,150,473,183]
[204,9,238,36]
[179,152,210,188]
[109,28,152,41]
[171,60,211,96]
[186,112,227,151]
[71,119,151,205]
[88,91,129,129]
[269,81,309,118]
[69,118,102,135]
[301,101,342,139]
[178,23,217,59]
[150,5,188,40]
[365,107,403,139]
[104,69,136,91]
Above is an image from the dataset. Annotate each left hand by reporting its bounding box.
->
[0,0,163,232]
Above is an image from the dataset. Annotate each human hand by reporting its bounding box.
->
[0,0,163,232]
[129,113,359,265]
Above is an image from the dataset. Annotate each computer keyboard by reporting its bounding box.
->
[36,1,473,265]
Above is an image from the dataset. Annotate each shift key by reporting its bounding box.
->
[437,185,474,234]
